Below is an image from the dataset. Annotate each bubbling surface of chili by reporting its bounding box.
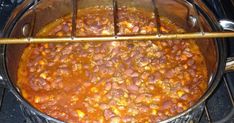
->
[17,7,208,122]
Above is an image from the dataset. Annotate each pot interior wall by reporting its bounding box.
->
[6,0,217,93]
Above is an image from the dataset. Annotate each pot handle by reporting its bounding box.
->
[0,51,6,88]
[219,19,234,72]
[0,45,6,88]
[0,32,6,88]
[219,19,234,31]
[226,57,234,72]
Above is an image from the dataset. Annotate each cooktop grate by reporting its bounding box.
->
[0,0,234,44]
[199,73,234,123]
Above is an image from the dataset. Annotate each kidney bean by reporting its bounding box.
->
[47,62,55,67]
[37,78,47,86]
[107,68,115,75]
[148,85,155,91]
[162,101,172,109]
[100,103,110,110]
[125,69,133,76]
[87,106,96,113]
[130,50,140,58]
[127,84,139,93]
[80,64,87,69]
[165,70,174,79]
[104,82,112,91]
[128,107,139,116]
[90,75,100,83]
[62,23,70,32]
[84,70,90,77]
[111,82,119,90]
[141,72,150,80]
[123,116,135,122]
[53,25,62,33]
[96,60,104,65]
[187,59,195,66]
[104,109,115,120]
[148,75,156,84]
[183,48,193,58]
[112,76,124,84]
[132,26,140,33]
[181,94,189,100]
[110,89,124,99]
[29,67,36,72]
[57,68,69,75]
[138,105,150,113]
[138,57,151,67]
[129,72,138,78]
[135,94,145,103]
[106,61,113,67]
[133,77,142,86]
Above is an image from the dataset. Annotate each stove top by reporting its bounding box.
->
[0,0,233,123]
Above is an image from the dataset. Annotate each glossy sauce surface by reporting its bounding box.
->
[17,7,208,122]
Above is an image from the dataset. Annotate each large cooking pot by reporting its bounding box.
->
[0,0,234,122]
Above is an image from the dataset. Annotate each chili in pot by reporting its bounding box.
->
[17,6,208,122]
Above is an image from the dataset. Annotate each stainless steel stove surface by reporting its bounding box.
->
[0,0,233,123]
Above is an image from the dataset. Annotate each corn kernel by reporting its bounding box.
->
[126,22,134,28]
[153,28,157,32]
[39,60,45,65]
[40,72,47,79]
[181,55,188,61]
[110,117,120,123]
[71,96,78,102]
[151,109,158,115]
[44,44,49,48]
[165,111,170,115]
[56,32,63,37]
[112,107,120,115]
[101,30,111,35]
[177,102,183,107]
[76,109,85,118]
[123,92,128,98]
[124,28,131,33]
[34,96,40,103]
[144,66,151,70]
[41,52,46,56]
[80,28,85,32]
[91,87,98,93]
[177,91,185,97]
[83,44,90,49]
[102,18,109,25]
[93,103,99,107]
[99,116,104,123]
[161,27,169,32]
[183,64,188,69]
[69,54,74,59]
[22,90,28,98]
[117,99,127,106]
[159,69,165,74]
[183,106,188,110]
[129,108,138,116]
